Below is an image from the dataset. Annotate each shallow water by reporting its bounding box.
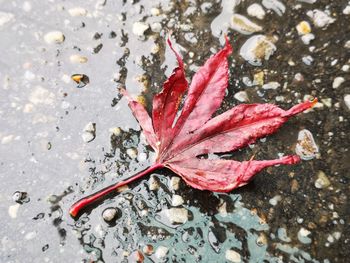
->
[0,0,349,262]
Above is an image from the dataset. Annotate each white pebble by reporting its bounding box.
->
[314,171,330,189]
[150,8,161,16]
[240,35,276,66]
[8,204,20,218]
[298,228,312,244]
[82,122,96,143]
[225,249,242,263]
[69,54,88,64]
[137,152,147,162]
[68,7,87,17]
[262,81,280,90]
[169,176,180,191]
[343,5,350,15]
[126,148,138,159]
[230,14,262,35]
[301,33,315,45]
[149,175,159,191]
[102,208,117,222]
[150,22,162,33]
[341,65,349,72]
[234,91,248,102]
[269,195,281,206]
[295,129,319,160]
[247,3,265,20]
[307,9,335,28]
[296,21,311,35]
[165,208,188,224]
[0,12,14,27]
[332,77,345,89]
[155,246,169,259]
[171,195,184,207]
[25,231,37,240]
[132,22,149,36]
[44,31,65,44]
[302,55,314,65]
[262,0,286,16]
[344,94,350,110]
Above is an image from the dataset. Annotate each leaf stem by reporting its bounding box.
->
[69,163,164,218]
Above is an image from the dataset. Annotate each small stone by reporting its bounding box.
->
[82,122,96,143]
[25,231,37,240]
[343,5,350,15]
[151,8,161,16]
[150,22,162,33]
[132,22,150,37]
[44,31,65,44]
[307,9,335,28]
[0,12,14,27]
[155,246,169,259]
[314,171,330,189]
[225,249,241,263]
[149,175,159,191]
[137,152,147,162]
[332,77,345,89]
[126,148,138,159]
[295,129,319,160]
[68,7,87,17]
[344,94,350,110]
[253,71,264,86]
[171,195,184,207]
[12,191,29,204]
[240,35,277,66]
[297,227,312,244]
[169,176,180,191]
[277,228,291,242]
[165,208,188,224]
[302,55,314,65]
[269,195,281,206]
[294,73,304,82]
[230,14,262,35]
[70,54,88,64]
[262,81,280,90]
[71,74,90,88]
[247,3,265,20]
[102,207,117,222]
[301,33,315,45]
[234,91,248,102]
[142,244,154,256]
[8,204,20,218]
[341,65,349,72]
[291,179,299,193]
[262,0,286,16]
[296,21,311,35]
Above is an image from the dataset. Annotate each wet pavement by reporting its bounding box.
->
[0,0,349,262]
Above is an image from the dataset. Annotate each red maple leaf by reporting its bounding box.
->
[70,37,316,217]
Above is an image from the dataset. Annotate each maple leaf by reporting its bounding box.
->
[70,36,316,217]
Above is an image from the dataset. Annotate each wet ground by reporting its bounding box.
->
[0,0,349,262]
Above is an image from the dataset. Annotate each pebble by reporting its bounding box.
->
[307,9,335,28]
[68,7,87,17]
[169,176,180,191]
[343,5,350,15]
[277,228,291,242]
[142,244,154,256]
[225,249,242,263]
[44,31,65,44]
[171,195,184,207]
[12,191,28,204]
[149,175,160,191]
[314,171,330,189]
[132,22,149,37]
[8,204,20,218]
[82,122,96,143]
[151,8,161,16]
[297,227,312,244]
[0,12,14,27]
[25,231,37,240]
[262,81,280,90]
[165,208,188,224]
[332,77,345,89]
[269,195,281,206]
[102,207,118,222]
[150,22,162,33]
[262,0,285,16]
[240,35,277,66]
[155,246,169,259]
[137,152,147,162]
[126,148,138,159]
[230,14,262,35]
[234,91,248,102]
[302,55,313,65]
[344,94,350,110]
[342,65,349,72]
[295,129,319,160]
[301,33,315,45]
[247,3,266,20]
[69,54,88,64]
[296,21,311,35]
